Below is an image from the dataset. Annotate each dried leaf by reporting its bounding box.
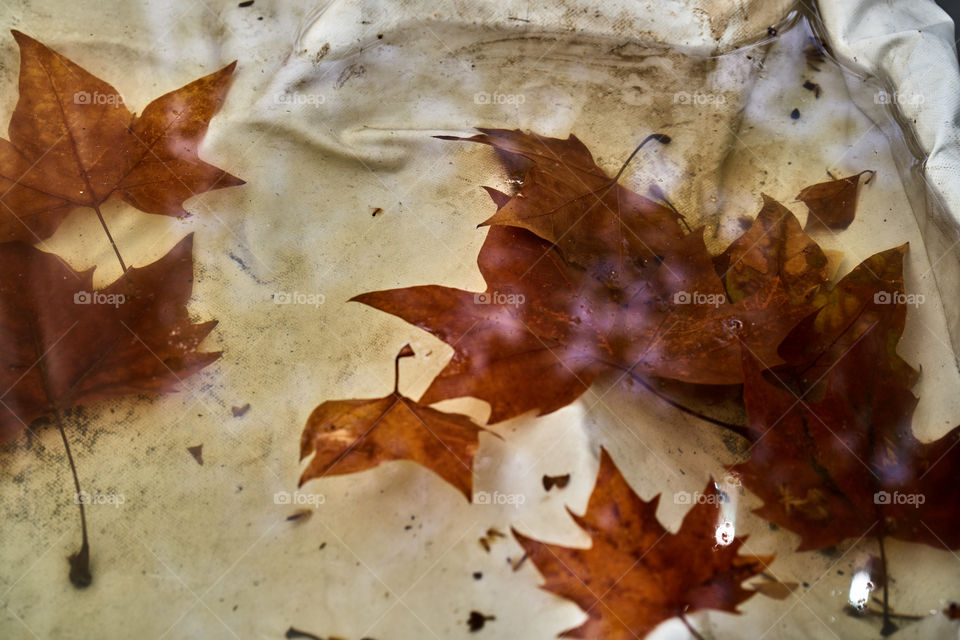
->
[438,129,683,288]
[515,449,770,639]
[798,171,874,231]
[0,31,243,243]
[734,325,960,551]
[0,234,218,443]
[353,227,607,422]
[299,345,486,499]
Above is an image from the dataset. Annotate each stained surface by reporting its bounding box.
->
[1,1,960,640]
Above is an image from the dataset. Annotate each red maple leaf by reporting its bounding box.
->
[797,170,875,231]
[734,323,960,552]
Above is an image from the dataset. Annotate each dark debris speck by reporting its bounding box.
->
[468,611,495,632]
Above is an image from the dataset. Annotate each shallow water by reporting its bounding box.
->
[1,2,959,639]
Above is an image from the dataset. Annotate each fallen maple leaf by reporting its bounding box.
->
[735,322,960,552]
[450,130,822,372]
[355,208,815,422]
[514,448,770,640]
[0,31,243,245]
[797,170,874,231]
[0,233,218,586]
[437,128,682,289]
[777,244,918,392]
[353,227,609,422]
[0,234,218,443]
[714,195,828,305]
[299,344,486,499]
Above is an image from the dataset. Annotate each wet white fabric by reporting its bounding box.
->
[1,1,959,639]
[820,0,960,368]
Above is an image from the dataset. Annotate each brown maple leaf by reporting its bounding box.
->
[714,194,828,305]
[0,234,218,443]
[299,345,487,499]
[355,209,815,422]
[733,323,960,552]
[441,130,821,373]
[0,31,243,244]
[353,227,609,422]
[777,244,918,392]
[437,128,682,288]
[797,170,874,231]
[514,448,770,640]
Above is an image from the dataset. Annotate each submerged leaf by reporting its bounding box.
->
[515,449,770,639]
[299,345,485,499]
[735,325,960,551]
[0,235,219,443]
[798,170,874,231]
[0,31,243,243]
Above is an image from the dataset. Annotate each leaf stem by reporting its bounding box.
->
[284,627,324,640]
[56,410,91,588]
[679,613,706,640]
[878,536,898,636]
[611,363,749,438]
[92,204,128,273]
[612,133,671,183]
[862,601,925,621]
[653,190,692,232]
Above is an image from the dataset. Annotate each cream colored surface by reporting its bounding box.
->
[1,1,959,639]
[820,0,960,353]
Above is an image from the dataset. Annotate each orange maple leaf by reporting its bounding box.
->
[515,449,770,639]
[0,31,243,244]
